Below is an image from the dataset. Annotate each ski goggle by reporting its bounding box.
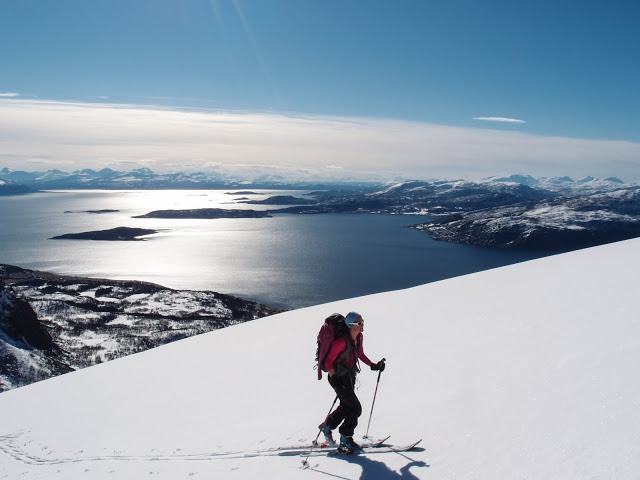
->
[351,320,364,326]
[345,311,362,327]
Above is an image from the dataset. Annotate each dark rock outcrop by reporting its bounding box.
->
[1,281,73,391]
[0,282,54,351]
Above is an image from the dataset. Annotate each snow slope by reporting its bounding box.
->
[1,239,639,479]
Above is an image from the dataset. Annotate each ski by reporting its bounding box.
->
[333,438,421,456]
[342,434,391,450]
[228,435,389,460]
[298,438,421,460]
[360,435,391,448]
[308,435,390,452]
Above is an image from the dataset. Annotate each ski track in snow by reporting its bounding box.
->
[0,431,286,465]
[0,431,422,467]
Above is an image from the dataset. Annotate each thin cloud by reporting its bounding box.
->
[474,117,527,124]
[0,93,20,97]
[231,0,279,103]
[0,99,638,182]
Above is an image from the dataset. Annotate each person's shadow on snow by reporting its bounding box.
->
[336,453,429,480]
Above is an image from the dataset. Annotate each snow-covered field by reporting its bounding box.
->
[1,238,639,479]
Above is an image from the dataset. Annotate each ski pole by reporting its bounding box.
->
[363,358,385,439]
[302,394,338,468]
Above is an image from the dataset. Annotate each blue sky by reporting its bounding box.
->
[1,0,639,181]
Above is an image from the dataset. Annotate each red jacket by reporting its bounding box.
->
[324,333,372,372]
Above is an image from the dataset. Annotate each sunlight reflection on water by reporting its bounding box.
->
[0,190,549,309]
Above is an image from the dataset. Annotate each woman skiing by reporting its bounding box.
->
[319,311,385,452]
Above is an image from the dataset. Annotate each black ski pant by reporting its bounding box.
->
[326,372,362,437]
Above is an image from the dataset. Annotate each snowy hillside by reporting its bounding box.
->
[414,185,640,250]
[1,239,639,479]
[0,265,280,391]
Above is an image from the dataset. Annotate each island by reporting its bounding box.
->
[64,209,120,214]
[133,208,271,219]
[225,191,262,195]
[50,226,158,241]
[239,195,317,206]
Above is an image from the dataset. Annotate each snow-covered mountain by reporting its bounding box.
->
[0,167,340,190]
[2,167,636,194]
[413,186,640,250]
[0,176,34,195]
[485,173,628,195]
[0,238,638,479]
[292,176,639,217]
[0,167,228,189]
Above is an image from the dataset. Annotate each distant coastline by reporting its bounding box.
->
[3,167,640,252]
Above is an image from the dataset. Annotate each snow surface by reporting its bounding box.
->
[1,239,640,479]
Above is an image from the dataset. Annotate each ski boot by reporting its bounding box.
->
[317,423,336,446]
[338,434,362,454]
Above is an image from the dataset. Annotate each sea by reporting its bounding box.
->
[0,189,553,310]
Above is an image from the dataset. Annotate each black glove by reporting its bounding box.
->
[370,359,386,372]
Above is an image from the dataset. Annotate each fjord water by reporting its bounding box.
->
[0,190,549,309]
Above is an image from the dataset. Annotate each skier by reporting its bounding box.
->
[319,311,386,452]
